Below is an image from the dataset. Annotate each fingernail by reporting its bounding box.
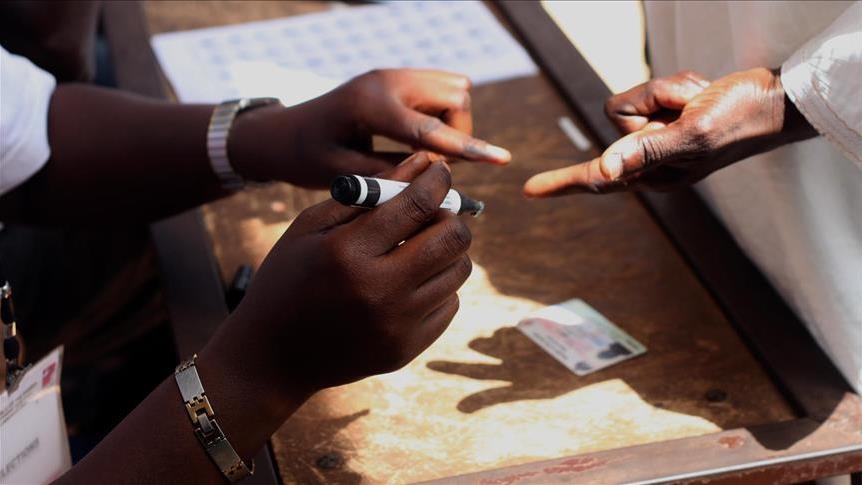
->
[426,152,447,163]
[522,176,543,198]
[688,76,710,88]
[440,161,452,173]
[601,152,624,179]
[484,144,512,163]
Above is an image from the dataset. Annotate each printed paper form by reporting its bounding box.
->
[150,1,538,105]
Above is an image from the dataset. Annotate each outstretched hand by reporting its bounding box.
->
[524,68,817,196]
[231,69,511,189]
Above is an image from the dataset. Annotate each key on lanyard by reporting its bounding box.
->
[2,276,28,390]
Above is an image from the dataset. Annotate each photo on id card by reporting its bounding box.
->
[517,299,646,376]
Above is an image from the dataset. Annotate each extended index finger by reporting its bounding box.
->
[393,108,511,164]
[523,125,691,197]
[523,156,612,196]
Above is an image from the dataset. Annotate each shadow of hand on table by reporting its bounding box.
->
[425,326,857,453]
[427,327,582,414]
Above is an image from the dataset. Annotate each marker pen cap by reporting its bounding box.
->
[330,175,361,205]
[456,191,485,217]
[331,175,383,208]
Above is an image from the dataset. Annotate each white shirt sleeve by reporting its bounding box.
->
[781,2,862,166]
[0,45,57,195]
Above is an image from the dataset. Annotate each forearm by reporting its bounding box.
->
[57,322,312,484]
[776,70,818,144]
[0,84,229,224]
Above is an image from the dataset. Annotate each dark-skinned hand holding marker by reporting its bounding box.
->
[58,153,473,484]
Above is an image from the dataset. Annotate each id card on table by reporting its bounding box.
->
[0,347,71,484]
[518,299,646,376]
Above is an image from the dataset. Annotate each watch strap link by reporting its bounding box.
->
[175,355,254,482]
[206,97,280,191]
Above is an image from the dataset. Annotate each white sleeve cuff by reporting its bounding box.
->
[780,2,862,167]
[1,46,57,195]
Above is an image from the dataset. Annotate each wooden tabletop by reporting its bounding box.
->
[136,1,807,483]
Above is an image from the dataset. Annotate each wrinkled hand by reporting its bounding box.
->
[204,153,473,399]
[231,69,511,189]
[524,68,817,196]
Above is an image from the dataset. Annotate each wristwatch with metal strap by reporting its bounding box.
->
[207,97,281,191]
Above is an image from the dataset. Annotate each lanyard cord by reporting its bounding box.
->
[1,260,26,388]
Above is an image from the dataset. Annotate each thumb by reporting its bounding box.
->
[602,124,693,176]
[523,126,689,197]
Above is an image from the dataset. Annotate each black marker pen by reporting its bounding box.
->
[331,175,485,217]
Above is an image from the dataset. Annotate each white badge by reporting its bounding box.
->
[0,347,71,483]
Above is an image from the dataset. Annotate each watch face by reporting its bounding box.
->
[242,97,282,110]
